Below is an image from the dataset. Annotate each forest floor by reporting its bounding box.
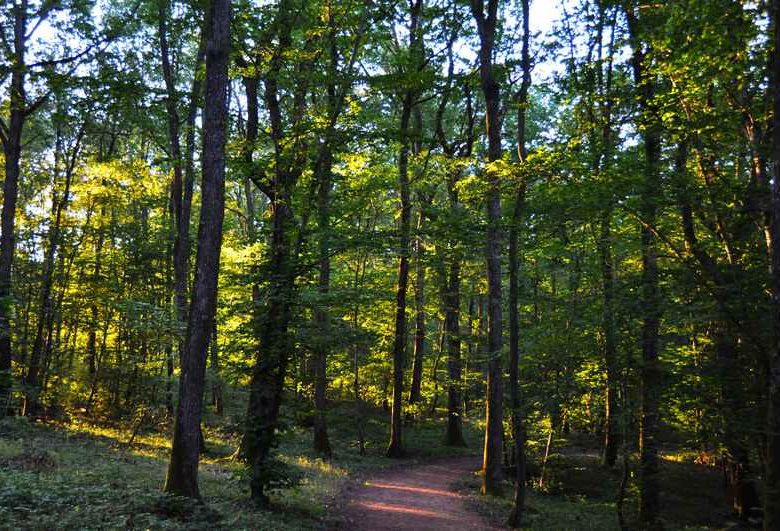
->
[0,396,750,530]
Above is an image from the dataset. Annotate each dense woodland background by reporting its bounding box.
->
[1,0,780,529]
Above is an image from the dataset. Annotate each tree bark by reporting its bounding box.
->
[626,6,663,526]
[470,0,504,497]
[313,137,333,458]
[387,0,423,458]
[600,209,619,468]
[766,1,780,527]
[159,0,206,367]
[0,1,28,414]
[243,1,314,504]
[444,253,465,446]
[409,209,426,406]
[163,0,229,498]
[508,1,530,525]
[387,90,414,458]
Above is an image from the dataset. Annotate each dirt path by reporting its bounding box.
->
[336,456,499,530]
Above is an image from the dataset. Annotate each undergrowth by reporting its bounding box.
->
[0,397,480,530]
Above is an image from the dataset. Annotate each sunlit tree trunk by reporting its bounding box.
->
[470,0,504,496]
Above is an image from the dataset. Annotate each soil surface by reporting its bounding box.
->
[336,456,499,530]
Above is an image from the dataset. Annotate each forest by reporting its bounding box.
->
[1,0,780,529]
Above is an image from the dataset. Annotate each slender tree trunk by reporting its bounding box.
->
[409,209,426,406]
[0,2,28,415]
[387,90,414,458]
[244,3,313,503]
[600,209,619,468]
[626,7,663,525]
[210,321,223,416]
[245,200,295,506]
[508,2,530,525]
[444,254,466,446]
[313,143,333,457]
[386,0,423,458]
[470,0,504,496]
[766,1,780,527]
[160,1,206,370]
[163,0,229,498]
[23,120,81,416]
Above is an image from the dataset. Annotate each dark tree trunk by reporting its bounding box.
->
[470,0,504,496]
[766,1,780,527]
[444,255,465,446]
[87,218,103,377]
[387,0,423,458]
[600,209,619,468]
[163,0,229,498]
[508,2,530,525]
[245,200,296,506]
[312,143,333,458]
[592,7,619,470]
[159,1,205,367]
[243,1,314,504]
[387,90,414,458]
[626,7,663,526]
[210,321,223,416]
[311,5,360,456]
[0,2,27,414]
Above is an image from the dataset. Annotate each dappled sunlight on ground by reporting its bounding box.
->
[355,500,459,520]
[366,481,462,498]
[339,456,497,530]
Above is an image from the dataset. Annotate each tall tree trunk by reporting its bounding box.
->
[243,1,314,504]
[766,1,780,527]
[387,90,414,458]
[593,6,619,470]
[313,140,333,458]
[245,199,296,506]
[626,6,663,526]
[0,1,28,415]
[163,0,229,498]
[23,119,82,416]
[311,4,355,456]
[210,321,223,416]
[508,1,530,525]
[444,252,465,446]
[387,0,423,458]
[409,209,426,406]
[600,209,619,468]
[160,0,206,367]
[470,0,504,496]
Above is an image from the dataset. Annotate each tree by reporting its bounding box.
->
[0,0,98,414]
[469,0,505,496]
[163,0,230,498]
[507,0,530,525]
[766,1,780,526]
[386,0,425,459]
[625,2,663,525]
